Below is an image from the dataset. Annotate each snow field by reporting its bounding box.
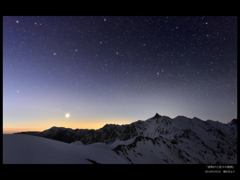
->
[3,134,128,164]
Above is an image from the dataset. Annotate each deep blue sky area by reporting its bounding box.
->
[3,16,237,133]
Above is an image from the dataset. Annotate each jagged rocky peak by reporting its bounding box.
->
[192,117,201,121]
[231,119,237,125]
[153,113,161,119]
[101,123,121,129]
[228,119,237,127]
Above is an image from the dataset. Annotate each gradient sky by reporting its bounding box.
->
[3,16,237,134]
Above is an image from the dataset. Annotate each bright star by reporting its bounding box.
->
[54,53,56,55]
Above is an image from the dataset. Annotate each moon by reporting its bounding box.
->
[65,113,70,118]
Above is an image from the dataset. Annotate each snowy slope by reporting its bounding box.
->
[109,136,137,149]
[112,134,237,164]
[13,113,237,164]
[3,134,128,164]
[112,136,197,164]
[71,141,84,146]
[111,115,237,164]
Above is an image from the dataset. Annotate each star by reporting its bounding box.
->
[2,16,237,132]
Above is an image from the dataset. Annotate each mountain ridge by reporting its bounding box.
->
[14,113,237,144]
[15,114,236,144]
[14,113,237,164]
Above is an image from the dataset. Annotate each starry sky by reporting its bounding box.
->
[3,16,237,133]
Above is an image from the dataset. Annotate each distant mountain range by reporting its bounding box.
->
[15,113,237,164]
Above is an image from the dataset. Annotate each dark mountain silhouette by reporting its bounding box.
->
[15,113,237,164]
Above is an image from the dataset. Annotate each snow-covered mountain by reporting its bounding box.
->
[13,113,237,164]
[3,134,128,164]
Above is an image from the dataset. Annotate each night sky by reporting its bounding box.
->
[3,16,237,133]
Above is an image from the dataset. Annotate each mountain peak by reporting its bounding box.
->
[153,113,161,119]
[227,119,237,127]
[192,117,201,121]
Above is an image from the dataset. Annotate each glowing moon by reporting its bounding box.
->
[65,113,70,118]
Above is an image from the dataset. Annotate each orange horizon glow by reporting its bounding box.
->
[3,118,133,134]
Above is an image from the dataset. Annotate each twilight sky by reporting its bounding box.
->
[3,16,237,133]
